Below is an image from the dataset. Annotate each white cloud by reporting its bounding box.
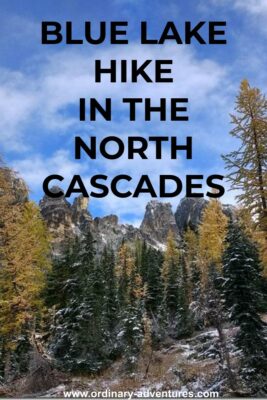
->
[0,70,36,151]
[12,150,87,194]
[205,0,267,15]
[2,25,235,221]
[0,43,229,152]
[203,0,267,34]
[233,0,267,15]
[11,139,229,222]
[11,143,185,220]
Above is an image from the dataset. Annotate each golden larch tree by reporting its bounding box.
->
[198,199,228,286]
[0,165,51,351]
[223,80,267,232]
[222,80,267,269]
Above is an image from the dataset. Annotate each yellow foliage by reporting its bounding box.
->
[198,199,228,286]
[0,166,51,348]
[223,80,267,234]
[115,243,135,279]
[184,228,198,266]
[116,242,144,302]
[161,230,180,290]
[133,273,144,299]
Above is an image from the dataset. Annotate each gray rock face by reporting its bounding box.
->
[39,188,78,256]
[140,200,181,247]
[39,190,236,256]
[39,193,179,255]
[175,198,208,232]
[175,197,236,233]
[71,195,92,229]
[222,204,236,222]
[92,217,143,253]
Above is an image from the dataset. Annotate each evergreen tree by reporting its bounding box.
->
[116,242,144,371]
[189,263,203,329]
[238,206,267,276]
[99,246,119,358]
[161,231,191,337]
[51,230,108,373]
[116,242,133,309]
[44,243,74,310]
[123,299,143,372]
[135,240,144,279]
[204,263,236,391]
[161,231,180,320]
[138,242,163,316]
[183,228,202,327]
[177,256,192,336]
[223,223,267,393]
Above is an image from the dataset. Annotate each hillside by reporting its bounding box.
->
[1,165,266,399]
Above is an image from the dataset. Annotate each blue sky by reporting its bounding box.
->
[0,0,266,226]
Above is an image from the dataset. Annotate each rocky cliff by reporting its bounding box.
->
[39,190,236,255]
[140,200,181,248]
[175,197,236,233]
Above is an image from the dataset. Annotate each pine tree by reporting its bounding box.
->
[51,230,109,373]
[101,246,118,330]
[123,299,144,372]
[238,206,267,276]
[183,229,200,290]
[223,223,267,393]
[116,242,144,371]
[183,228,201,324]
[138,242,163,316]
[222,80,267,259]
[161,231,180,320]
[44,242,74,310]
[99,246,119,359]
[178,256,192,336]
[204,263,236,391]
[161,231,191,337]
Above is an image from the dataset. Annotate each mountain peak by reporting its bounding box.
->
[141,200,180,244]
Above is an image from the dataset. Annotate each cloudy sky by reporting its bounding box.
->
[0,0,266,226]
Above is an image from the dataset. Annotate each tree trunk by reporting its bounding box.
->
[250,112,267,233]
